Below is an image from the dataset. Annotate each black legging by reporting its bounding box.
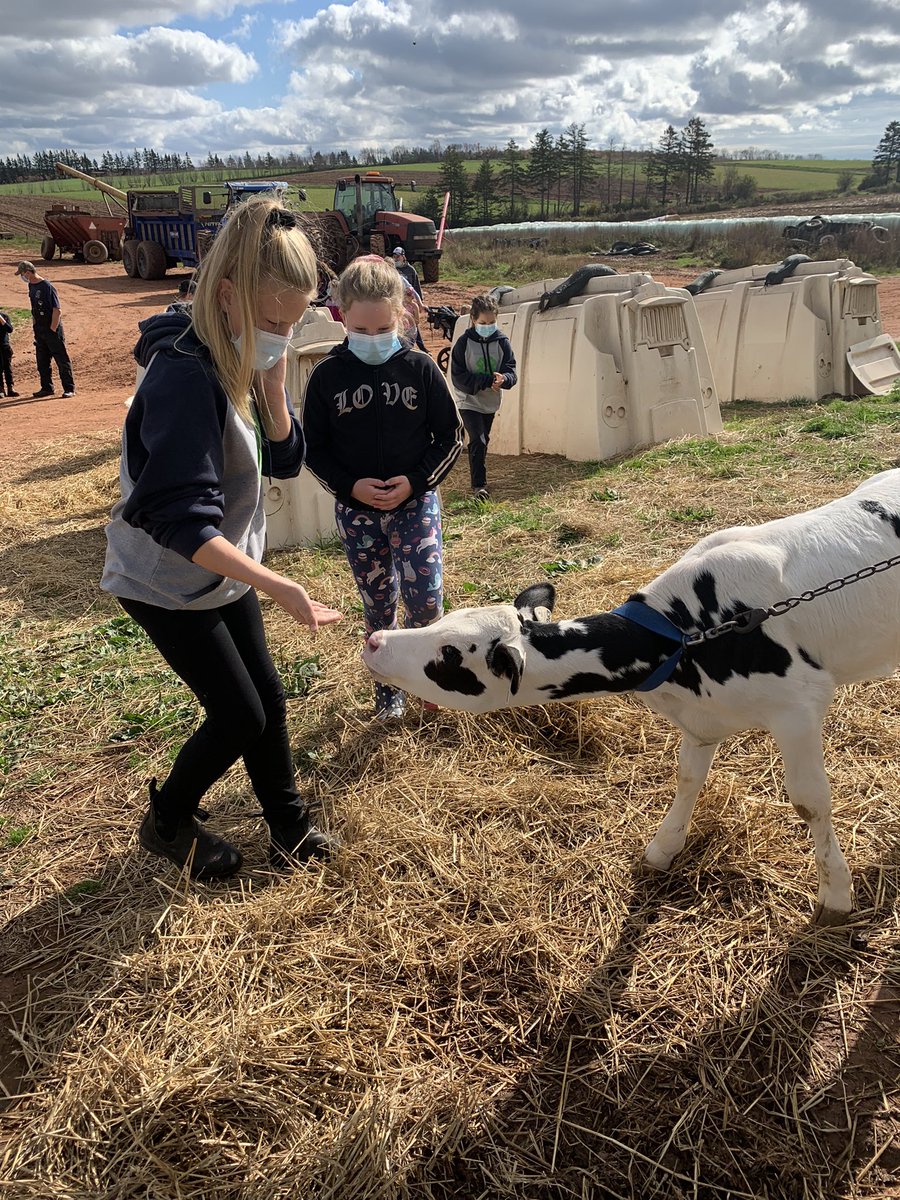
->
[461,409,495,490]
[118,589,303,822]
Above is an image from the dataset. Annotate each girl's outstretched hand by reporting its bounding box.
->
[268,579,343,632]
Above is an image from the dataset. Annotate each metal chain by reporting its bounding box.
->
[681,553,900,648]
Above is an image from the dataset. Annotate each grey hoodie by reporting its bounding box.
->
[101,311,303,611]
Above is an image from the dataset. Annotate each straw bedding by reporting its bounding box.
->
[0,429,898,1199]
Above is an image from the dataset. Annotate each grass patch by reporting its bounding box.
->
[668,505,716,522]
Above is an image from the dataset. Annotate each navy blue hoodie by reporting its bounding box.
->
[101,311,304,610]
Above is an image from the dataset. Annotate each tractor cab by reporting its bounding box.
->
[333,173,399,232]
[225,181,291,211]
[326,171,441,283]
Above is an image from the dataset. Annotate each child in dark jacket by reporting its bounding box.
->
[101,197,342,880]
[0,311,18,398]
[302,255,464,720]
[450,294,517,501]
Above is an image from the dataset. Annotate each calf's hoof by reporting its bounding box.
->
[642,844,675,873]
[812,903,850,927]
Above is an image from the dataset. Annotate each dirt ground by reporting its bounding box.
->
[2,252,900,461]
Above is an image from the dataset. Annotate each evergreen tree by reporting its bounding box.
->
[553,132,568,215]
[872,121,900,184]
[439,145,471,225]
[527,128,556,219]
[647,124,680,206]
[472,155,497,224]
[420,186,442,223]
[566,123,594,217]
[497,138,526,220]
[680,117,715,204]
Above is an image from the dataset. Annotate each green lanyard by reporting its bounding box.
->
[250,401,263,477]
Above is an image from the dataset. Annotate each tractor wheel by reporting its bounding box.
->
[369,233,386,258]
[137,240,167,281]
[41,235,56,262]
[306,214,351,276]
[122,239,141,278]
[196,229,215,260]
[83,239,109,265]
[422,257,440,284]
[437,346,451,373]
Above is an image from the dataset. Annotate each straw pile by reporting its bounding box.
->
[1,422,898,1199]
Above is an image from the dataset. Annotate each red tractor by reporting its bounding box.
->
[314,171,442,283]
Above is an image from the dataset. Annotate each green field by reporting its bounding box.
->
[0,156,881,210]
[722,159,871,191]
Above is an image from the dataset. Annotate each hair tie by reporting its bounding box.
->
[266,208,298,230]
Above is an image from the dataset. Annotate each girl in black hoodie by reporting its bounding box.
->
[302,256,463,720]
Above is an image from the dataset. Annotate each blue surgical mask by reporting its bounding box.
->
[475,323,497,337]
[348,331,402,365]
[231,327,292,371]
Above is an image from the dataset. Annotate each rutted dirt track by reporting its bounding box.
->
[2,252,900,461]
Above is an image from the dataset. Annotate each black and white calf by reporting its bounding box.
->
[363,470,900,924]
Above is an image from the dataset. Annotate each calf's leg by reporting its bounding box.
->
[644,735,718,871]
[772,719,852,924]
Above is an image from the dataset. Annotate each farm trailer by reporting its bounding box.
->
[41,204,128,264]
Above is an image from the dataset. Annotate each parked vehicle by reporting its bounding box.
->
[41,203,127,264]
[313,172,442,282]
[426,304,459,371]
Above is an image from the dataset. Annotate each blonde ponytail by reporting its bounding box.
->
[189,196,318,434]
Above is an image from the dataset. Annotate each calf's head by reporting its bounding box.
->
[362,583,556,712]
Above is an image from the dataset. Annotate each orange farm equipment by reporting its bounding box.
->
[315,172,442,282]
[41,204,128,264]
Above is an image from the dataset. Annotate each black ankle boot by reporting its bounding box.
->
[139,779,243,879]
[268,807,339,870]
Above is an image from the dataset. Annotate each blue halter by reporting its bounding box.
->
[611,600,686,692]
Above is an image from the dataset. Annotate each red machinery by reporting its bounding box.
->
[41,204,127,264]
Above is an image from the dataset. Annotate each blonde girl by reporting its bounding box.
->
[302,255,463,720]
[102,196,342,879]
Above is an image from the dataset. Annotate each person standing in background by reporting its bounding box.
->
[391,246,423,299]
[14,261,76,399]
[0,309,18,398]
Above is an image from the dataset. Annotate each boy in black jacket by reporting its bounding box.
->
[450,294,516,501]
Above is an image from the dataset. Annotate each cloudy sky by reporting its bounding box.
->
[2,0,900,161]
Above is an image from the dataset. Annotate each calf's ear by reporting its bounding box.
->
[513,582,555,623]
[486,639,524,695]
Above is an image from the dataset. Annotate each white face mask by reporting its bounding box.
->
[231,327,292,371]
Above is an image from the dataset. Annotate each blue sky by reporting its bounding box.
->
[2,0,900,160]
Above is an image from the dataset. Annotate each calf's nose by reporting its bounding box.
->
[366,631,385,652]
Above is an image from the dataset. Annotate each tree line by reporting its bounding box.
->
[0,143,478,186]
[420,117,727,226]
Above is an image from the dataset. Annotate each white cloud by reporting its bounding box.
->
[1,0,900,158]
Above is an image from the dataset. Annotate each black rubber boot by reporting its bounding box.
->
[138,779,243,879]
[268,807,339,870]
